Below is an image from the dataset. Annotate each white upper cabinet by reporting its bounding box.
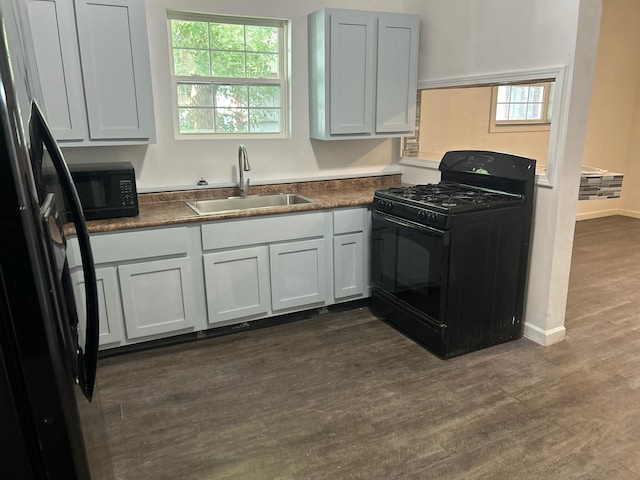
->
[27,0,155,145]
[308,8,419,140]
[375,14,420,134]
[27,0,87,141]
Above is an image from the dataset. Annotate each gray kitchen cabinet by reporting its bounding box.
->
[201,211,330,322]
[270,239,327,311]
[118,257,196,339]
[203,246,270,325]
[27,0,155,145]
[68,225,204,349]
[308,8,419,140]
[332,208,367,301]
[27,0,86,141]
[72,266,124,347]
[66,206,369,350]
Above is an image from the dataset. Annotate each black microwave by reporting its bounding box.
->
[68,162,139,220]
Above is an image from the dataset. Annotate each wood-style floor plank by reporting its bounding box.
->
[97,215,640,479]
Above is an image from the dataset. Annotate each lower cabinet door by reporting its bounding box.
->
[333,233,365,300]
[118,257,196,339]
[203,246,270,324]
[270,239,326,311]
[73,266,124,347]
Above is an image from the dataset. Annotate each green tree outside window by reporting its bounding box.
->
[169,14,286,135]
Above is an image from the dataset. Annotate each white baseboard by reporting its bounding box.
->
[619,209,640,219]
[523,323,566,346]
[576,209,619,221]
[576,209,640,221]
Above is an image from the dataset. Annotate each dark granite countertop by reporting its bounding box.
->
[81,175,401,234]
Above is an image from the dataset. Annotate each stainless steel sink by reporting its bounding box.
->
[185,193,315,215]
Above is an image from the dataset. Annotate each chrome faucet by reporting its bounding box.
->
[238,144,251,197]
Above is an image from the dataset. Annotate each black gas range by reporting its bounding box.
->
[370,150,536,358]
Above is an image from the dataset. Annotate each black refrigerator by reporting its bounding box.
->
[0,0,113,477]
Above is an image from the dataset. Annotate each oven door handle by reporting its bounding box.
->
[372,210,447,238]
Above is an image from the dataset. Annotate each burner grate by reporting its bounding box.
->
[385,183,519,209]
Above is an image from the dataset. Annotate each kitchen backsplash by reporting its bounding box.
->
[578,172,623,200]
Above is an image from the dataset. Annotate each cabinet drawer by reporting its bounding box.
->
[201,212,326,251]
[333,208,364,235]
[70,227,190,264]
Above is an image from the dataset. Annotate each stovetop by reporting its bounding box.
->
[373,182,525,230]
[379,183,522,210]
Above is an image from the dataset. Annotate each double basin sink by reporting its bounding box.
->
[185,193,315,215]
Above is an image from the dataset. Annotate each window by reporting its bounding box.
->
[168,12,287,136]
[491,82,554,126]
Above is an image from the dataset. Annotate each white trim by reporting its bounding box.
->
[576,209,619,221]
[619,209,640,219]
[523,322,566,346]
[399,157,439,169]
[416,67,563,90]
[416,66,569,189]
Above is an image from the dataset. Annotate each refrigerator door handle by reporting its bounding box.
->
[31,102,99,401]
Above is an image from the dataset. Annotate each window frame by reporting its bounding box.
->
[167,11,289,139]
[489,81,554,133]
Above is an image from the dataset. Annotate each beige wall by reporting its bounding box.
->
[418,86,550,168]
[578,0,640,218]
[619,87,640,215]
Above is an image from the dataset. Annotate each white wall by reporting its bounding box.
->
[62,0,410,190]
[401,0,603,345]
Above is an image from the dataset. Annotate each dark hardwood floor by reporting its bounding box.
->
[97,215,640,479]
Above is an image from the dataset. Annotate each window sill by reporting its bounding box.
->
[489,122,551,134]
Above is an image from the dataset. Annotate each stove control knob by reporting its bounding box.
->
[386,201,393,211]
[427,212,437,224]
[418,210,427,221]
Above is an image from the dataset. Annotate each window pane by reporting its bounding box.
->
[245,25,278,52]
[510,86,529,102]
[509,103,527,120]
[215,108,249,132]
[178,108,214,133]
[527,103,542,120]
[173,49,210,76]
[246,53,279,78]
[215,85,248,108]
[212,51,245,77]
[529,86,544,102]
[249,85,279,108]
[497,86,510,103]
[177,83,213,107]
[210,23,244,51]
[496,103,509,121]
[171,20,208,48]
[249,109,279,132]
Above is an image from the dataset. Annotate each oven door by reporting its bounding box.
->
[371,210,449,323]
